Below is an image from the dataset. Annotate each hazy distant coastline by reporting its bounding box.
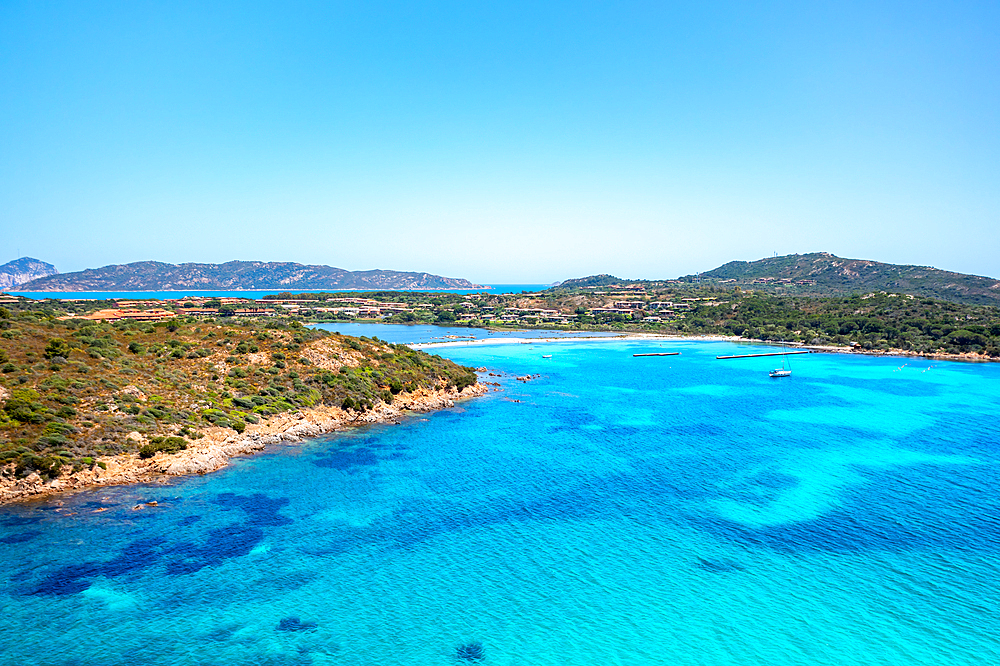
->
[14,260,484,292]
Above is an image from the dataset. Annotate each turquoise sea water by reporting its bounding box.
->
[2,340,999,665]
[310,322,623,344]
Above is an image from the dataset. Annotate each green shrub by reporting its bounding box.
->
[3,389,45,423]
[138,436,188,459]
[201,408,227,422]
[454,371,477,391]
[37,434,70,447]
[43,338,72,359]
[945,329,987,347]
[15,453,64,479]
[43,421,76,436]
[144,406,169,420]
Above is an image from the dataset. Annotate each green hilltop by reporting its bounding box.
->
[0,303,476,482]
[682,252,1000,307]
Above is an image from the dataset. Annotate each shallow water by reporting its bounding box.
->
[309,321,623,344]
[2,341,999,665]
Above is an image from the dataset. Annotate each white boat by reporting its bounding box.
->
[542,354,552,358]
[769,341,792,377]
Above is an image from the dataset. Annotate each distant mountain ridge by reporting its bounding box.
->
[0,257,58,290]
[15,261,483,292]
[686,252,1000,306]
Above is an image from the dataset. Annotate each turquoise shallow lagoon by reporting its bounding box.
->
[2,340,999,665]
[309,322,624,344]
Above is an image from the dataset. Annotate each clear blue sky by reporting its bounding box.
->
[2,1,998,283]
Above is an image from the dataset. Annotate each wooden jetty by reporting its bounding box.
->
[716,351,811,360]
[633,352,681,357]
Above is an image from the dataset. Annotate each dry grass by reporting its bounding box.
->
[0,307,476,479]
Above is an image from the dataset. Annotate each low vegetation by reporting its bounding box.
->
[0,306,476,481]
[518,287,1000,355]
[668,291,1000,354]
[272,286,1000,356]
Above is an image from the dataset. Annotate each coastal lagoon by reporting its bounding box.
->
[2,339,999,665]
[309,322,624,344]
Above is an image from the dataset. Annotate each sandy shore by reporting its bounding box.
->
[413,333,997,363]
[0,383,488,506]
[410,333,740,350]
[802,344,997,363]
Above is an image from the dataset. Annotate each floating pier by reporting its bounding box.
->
[633,352,681,357]
[716,351,811,359]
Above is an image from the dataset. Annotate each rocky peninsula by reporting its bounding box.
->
[0,306,484,505]
[1,382,486,505]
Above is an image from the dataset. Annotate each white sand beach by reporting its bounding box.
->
[410,333,742,350]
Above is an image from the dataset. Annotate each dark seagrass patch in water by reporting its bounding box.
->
[277,616,318,632]
[456,641,485,661]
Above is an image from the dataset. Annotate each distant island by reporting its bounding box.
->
[0,257,58,290]
[14,260,484,292]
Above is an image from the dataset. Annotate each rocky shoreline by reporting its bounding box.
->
[0,383,487,506]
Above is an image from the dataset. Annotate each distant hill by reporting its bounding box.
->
[552,274,633,289]
[0,257,58,290]
[685,252,1000,306]
[15,261,484,292]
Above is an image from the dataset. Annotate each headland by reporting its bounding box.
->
[1,382,485,505]
[0,307,484,505]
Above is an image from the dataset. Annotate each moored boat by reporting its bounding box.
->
[769,341,792,377]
